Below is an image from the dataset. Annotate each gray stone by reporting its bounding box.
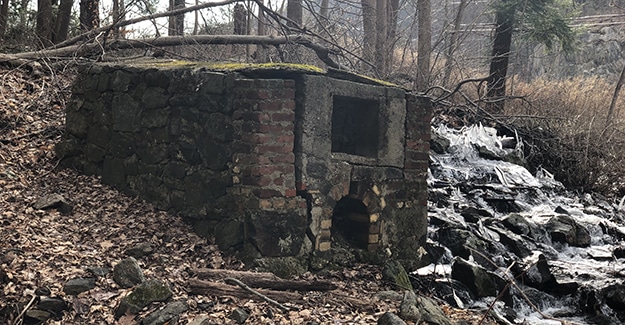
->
[604,284,625,311]
[25,309,52,322]
[65,112,89,138]
[230,307,249,324]
[377,312,406,325]
[247,210,307,257]
[124,242,154,258]
[33,194,72,214]
[142,300,188,325]
[382,261,413,291]
[113,257,145,288]
[430,132,450,154]
[63,277,96,295]
[115,279,173,319]
[142,87,170,110]
[451,257,498,298]
[37,297,68,313]
[376,291,404,301]
[87,266,110,277]
[214,220,244,251]
[253,256,307,279]
[187,315,212,325]
[545,215,591,247]
[112,93,140,132]
[400,291,454,325]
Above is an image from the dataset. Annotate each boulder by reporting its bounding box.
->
[115,279,172,318]
[451,257,510,306]
[545,215,591,247]
[377,312,406,325]
[382,261,413,291]
[399,290,454,325]
[113,257,145,288]
[142,300,188,325]
[124,242,154,258]
[63,278,96,295]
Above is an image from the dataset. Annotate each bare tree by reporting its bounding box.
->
[0,0,8,39]
[415,0,430,90]
[80,0,100,31]
[374,0,387,75]
[37,0,54,46]
[287,0,303,27]
[169,0,185,35]
[112,0,126,38]
[54,0,74,43]
[361,0,375,66]
[442,0,468,87]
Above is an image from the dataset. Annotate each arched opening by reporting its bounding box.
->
[331,196,370,249]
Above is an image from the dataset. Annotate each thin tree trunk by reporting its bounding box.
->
[37,0,54,46]
[442,0,468,87]
[111,0,126,38]
[374,0,387,76]
[318,0,329,32]
[606,64,625,126]
[193,0,199,34]
[415,0,431,91]
[287,0,302,27]
[487,2,515,112]
[0,0,9,39]
[386,0,399,73]
[361,0,375,66]
[54,0,74,43]
[169,0,185,35]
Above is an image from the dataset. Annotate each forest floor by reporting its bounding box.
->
[0,64,494,324]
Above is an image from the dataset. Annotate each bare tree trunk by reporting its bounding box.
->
[386,0,399,74]
[361,0,375,67]
[415,0,431,91]
[37,0,54,47]
[80,0,100,31]
[111,0,126,38]
[487,0,515,112]
[234,3,247,35]
[318,0,329,31]
[169,0,185,35]
[442,0,467,87]
[193,0,199,34]
[374,0,387,76]
[0,0,9,39]
[54,0,74,43]
[606,64,625,126]
[287,0,302,27]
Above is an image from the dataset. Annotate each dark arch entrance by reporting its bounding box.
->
[331,196,371,249]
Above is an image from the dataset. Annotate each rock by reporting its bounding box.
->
[24,309,52,323]
[377,311,406,325]
[115,279,173,319]
[34,286,51,296]
[434,278,474,308]
[37,297,68,314]
[87,266,110,277]
[430,132,450,154]
[32,193,73,214]
[382,260,413,291]
[231,307,249,324]
[188,316,211,325]
[545,215,591,247]
[124,242,154,258]
[604,284,625,311]
[502,213,532,236]
[451,258,501,299]
[142,300,188,325]
[489,225,532,258]
[247,210,307,257]
[63,277,96,295]
[113,257,145,288]
[399,290,454,325]
[461,206,492,223]
[253,256,307,279]
[376,290,404,301]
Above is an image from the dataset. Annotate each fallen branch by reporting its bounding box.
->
[192,268,337,291]
[225,277,292,312]
[188,278,303,303]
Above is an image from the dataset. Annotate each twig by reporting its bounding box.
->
[224,277,292,312]
[14,294,37,325]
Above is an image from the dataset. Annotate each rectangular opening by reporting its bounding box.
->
[331,96,380,158]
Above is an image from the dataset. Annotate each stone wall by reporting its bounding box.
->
[57,62,431,271]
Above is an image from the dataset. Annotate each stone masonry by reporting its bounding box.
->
[57,62,431,271]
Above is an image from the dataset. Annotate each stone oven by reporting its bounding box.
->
[57,62,431,270]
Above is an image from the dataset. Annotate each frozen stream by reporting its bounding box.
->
[421,124,625,324]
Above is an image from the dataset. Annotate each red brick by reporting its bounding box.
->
[273,177,284,186]
[276,134,294,144]
[257,124,286,133]
[271,112,295,122]
[270,153,295,164]
[296,182,306,191]
[255,144,294,154]
[258,101,283,111]
[254,188,282,198]
[241,133,272,144]
[285,189,297,197]
[282,100,296,110]
[241,176,272,186]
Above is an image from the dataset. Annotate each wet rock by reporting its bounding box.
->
[604,284,625,311]
[614,245,625,259]
[502,213,532,236]
[115,279,172,319]
[377,311,406,325]
[434,278,475,308]
[430,132,450,154]
[32,193,73,214]
[113,257,145,288]
[63,277,96,295]
[124,242,154,258]
[554,206,569,215]
[142,300,188,325]
[461,206,493,223]
[451,258,509,305]
[231,307,249,324]
[87,266,110,277]
[437,227,494,267]
[382,260,413,291]
[489,225,532,258]
[521,253,557,290]
[399,290,454,325]
[545,215,591,247]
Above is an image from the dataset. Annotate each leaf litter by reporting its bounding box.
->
[0,65,494,324]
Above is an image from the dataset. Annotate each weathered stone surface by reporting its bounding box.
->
[377,311,406,325]
[247,210,307,257]
[187,316,212,325]
[604,284,625,311]
[545,215,591,247]
[33,194,72,214]
[113,257,145,288]
[87,266,110,277]
[400,291,454,325]
[63,277,96,295]
[115,279,172,318]
[253,256,307,279]
[231,307,249,324]
[25,309,52,322]
[451,258,499,298]
[382,261,413,291]
[142,300,188,325]
[430,132,450,154]
[124,242,154,258]
[37,297,68,314]
[214,220,244,251]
